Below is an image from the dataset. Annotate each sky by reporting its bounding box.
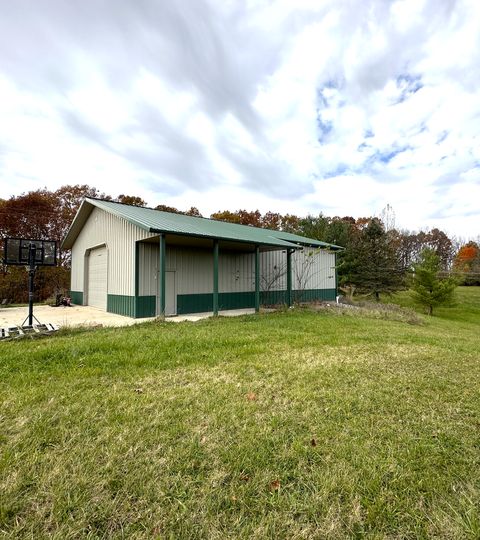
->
[0,0,479,239]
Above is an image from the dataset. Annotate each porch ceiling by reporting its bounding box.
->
[141,233,288,253]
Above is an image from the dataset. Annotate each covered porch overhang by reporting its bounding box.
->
[136,231,300,317]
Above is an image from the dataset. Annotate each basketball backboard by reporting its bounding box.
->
[3,238,57,266]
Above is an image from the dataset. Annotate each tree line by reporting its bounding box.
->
[1,184,478,304]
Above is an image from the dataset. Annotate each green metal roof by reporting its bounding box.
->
[62,198,344,251]
[272,230,344,250]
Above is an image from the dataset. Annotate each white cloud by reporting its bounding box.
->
[0,0,479,238]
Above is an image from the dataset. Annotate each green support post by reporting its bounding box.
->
[134,241,140,318]
[254,245,260,313]
[334,251,338,299]
[286,249,293,307]
[213,239,219,316]
[159,234,166,317]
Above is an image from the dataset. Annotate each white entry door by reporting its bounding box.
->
[157,271,176,316]
[87,247,107,310]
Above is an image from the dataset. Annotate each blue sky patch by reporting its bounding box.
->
[436,130,449,144]
[395,74,423,103]
[371,146,410,165]
[317,117,333,141]
[323,163,349,178]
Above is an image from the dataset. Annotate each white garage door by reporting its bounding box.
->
[87,247,107,310]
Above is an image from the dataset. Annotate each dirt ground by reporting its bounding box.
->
[0,305,258,329]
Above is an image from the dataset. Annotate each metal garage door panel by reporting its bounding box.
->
[88,247,107,310]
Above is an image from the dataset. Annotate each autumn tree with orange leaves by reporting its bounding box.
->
[453,242,480,285]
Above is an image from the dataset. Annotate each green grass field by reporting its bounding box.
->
[1,288,479,538]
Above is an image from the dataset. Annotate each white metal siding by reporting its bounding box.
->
[219,252,255,293]
[139,246,214,296]
[139,247,258,295]
[165,271,176,316]
[138,245,336,296]
[70,207,156,296]
[293,249,336,290]
[259,251,287,291]
[170,247,213,294]
[87,247,107,309]
[259,249,336,291]
[138,243,159,296]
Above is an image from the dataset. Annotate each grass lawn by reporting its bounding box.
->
[1,287,479,538]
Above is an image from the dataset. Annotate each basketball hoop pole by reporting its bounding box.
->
[28,243,36,326]
[22,243,41,327]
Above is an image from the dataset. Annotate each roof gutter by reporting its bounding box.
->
[281,240,345,251]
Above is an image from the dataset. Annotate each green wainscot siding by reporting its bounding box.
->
[108,295,158,318]
[294,288,337,302]
[219,292,255,310]
[107,295,136,318]
[107,289,337,318]
[177,292,256,315]
[260,290,287,306]
[177,289,337,315]
[69,291,83,305]
[177,293,213,315]
[135,296,156,318]
[262,288,336,305]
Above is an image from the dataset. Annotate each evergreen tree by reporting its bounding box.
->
[341,218,404,300]
[410,248,457,315]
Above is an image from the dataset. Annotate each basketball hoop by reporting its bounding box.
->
[2,238,57,327]
[4,238,57,266]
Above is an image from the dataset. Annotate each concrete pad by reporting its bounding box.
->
[0,305,153,329]
[0,305,263,329]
